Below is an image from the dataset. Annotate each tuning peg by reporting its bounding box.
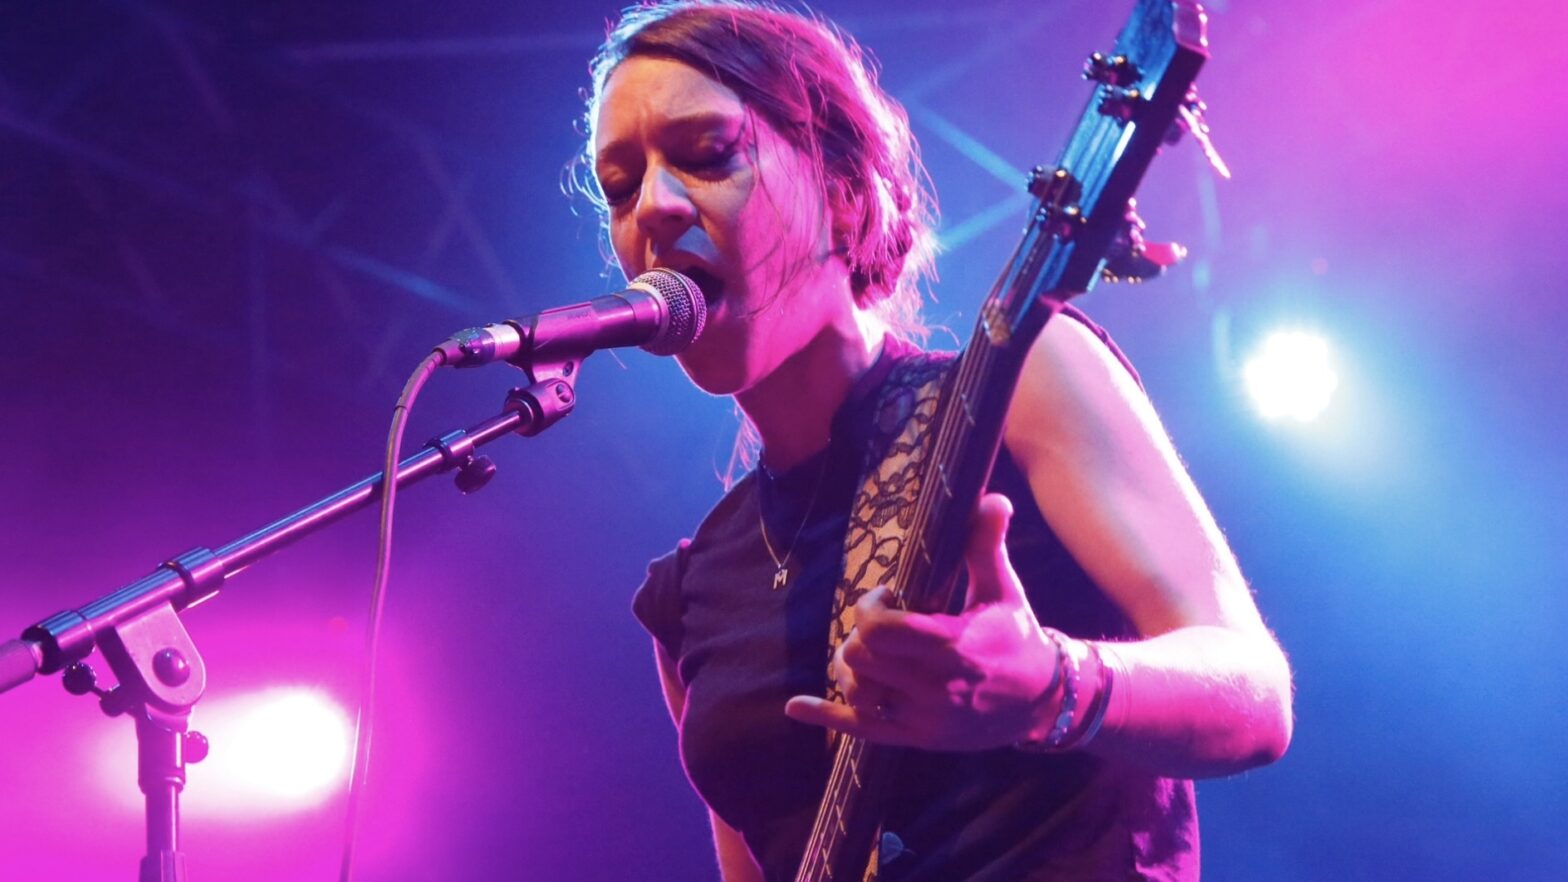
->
[1165,86,1231,179]
[1084,52,1140,86]
[1101,199,1187,284]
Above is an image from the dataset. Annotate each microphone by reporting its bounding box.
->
[437,269,706,369]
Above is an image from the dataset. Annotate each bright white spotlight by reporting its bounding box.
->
[218,687,353,806]
[98,686,353,815]
[1242,330,1339,422]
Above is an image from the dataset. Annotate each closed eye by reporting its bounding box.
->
[598,147,737,211]
[682,137,740,172]
[600,180,636,208]
[594,113,746,210]
[594,159,641,209]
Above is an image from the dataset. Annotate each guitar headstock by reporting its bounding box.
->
[987,0,1212,334]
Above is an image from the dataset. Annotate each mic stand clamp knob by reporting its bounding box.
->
[454,455,498,495]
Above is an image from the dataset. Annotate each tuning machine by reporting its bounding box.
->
[1085,52,1146,122]
[1101,199,1186,284]
[1165,85,1232,179]
[1084,51,1140,86]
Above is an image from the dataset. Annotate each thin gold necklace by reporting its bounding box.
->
[758,455,830,591]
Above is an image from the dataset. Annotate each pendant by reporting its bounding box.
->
[772,566,789,591]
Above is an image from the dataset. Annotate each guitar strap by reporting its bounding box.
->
[827,348,956,881]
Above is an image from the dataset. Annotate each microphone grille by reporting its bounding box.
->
[635,269,707,356]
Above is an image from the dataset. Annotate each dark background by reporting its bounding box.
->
[3,1,1565,879]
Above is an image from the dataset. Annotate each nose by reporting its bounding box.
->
[635,165,696,244]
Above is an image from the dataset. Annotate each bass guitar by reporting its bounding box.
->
[794,1,1219,878]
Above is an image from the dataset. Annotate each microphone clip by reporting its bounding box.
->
[504,372,577,438]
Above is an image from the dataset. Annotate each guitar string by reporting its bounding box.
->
[801,242,1014,880]
[802,348,997,879]
[805,195,1096,875]
[803,70,1141,880]
[802,44,1167,882]
[805,735,869,877]
[811,25,1166,878]
[806,194,1044,867]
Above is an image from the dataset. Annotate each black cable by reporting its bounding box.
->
[339,350,445,882]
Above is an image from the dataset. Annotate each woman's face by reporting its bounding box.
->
[593,55,849,396]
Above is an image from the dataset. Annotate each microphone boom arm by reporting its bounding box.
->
[0,378,581,879]
[2,384,571,691]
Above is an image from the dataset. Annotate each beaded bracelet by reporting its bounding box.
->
[1016,628,1080,752]
[1055,640,1116,752]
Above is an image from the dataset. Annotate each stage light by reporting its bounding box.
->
[96,685,353,816]
[1242,330,1339,422]
[216,687,353,807]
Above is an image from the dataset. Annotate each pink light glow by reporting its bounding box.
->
[96,686,353,817]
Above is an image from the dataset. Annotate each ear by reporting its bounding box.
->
[826,177,857,256]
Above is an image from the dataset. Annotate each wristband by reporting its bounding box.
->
[1016,628,1080,752]
[1058,641,1116,751]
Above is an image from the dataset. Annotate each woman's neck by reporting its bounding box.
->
[738,310,885,474]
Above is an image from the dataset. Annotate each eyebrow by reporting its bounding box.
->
[596,110,747,170]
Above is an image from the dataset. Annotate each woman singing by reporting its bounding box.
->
[580,2,1293,879]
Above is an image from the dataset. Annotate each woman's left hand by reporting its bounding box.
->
[784,492,1063,750]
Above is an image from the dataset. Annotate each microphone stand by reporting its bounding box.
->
[0,373,578,882]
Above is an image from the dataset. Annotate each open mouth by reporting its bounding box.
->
[678,266,724,308]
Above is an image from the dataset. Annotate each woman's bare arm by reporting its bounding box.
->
[1001,315,1293,775]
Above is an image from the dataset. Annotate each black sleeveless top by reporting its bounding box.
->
[633,316,1198,881]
